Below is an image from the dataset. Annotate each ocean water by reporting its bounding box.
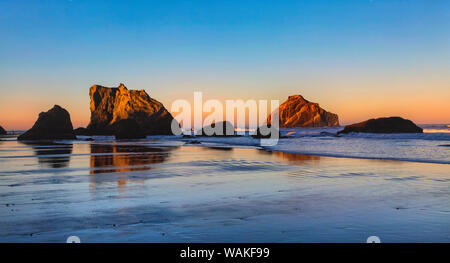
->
[0,125,449,242]
[163,124,450,164]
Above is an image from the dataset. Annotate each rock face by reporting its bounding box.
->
[87,83,176,135]
[338,117,423,134]
[0,125,6,135]
[269,95,339,128]
[197,121,235,136]
[18,105,76,140]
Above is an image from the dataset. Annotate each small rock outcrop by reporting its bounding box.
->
[252,124,281,139]
[74,127,90,136]
[18,105,76,140]
[0,125,6,135]
[338,117,423,134]
[197,121,235,136]
[87,83,177,135]
[269,95,339,127]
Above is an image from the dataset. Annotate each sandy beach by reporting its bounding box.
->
[0,137,448,242]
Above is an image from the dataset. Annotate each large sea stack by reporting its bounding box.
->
[338,117,423,134]
[268,95,339,127]
[18,105,76,140]
[0,125,6,135]
[87,83,177,136]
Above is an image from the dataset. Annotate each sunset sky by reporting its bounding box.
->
[0,0,449,130]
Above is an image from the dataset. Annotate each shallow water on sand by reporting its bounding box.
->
[0,138,449,242]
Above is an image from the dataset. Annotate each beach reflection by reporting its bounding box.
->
[23,142,73,168]
[90,144,171,174]
[261,150,320,165]
[89,144,173,190]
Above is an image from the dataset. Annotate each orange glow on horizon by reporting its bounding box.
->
[1,88,449,130]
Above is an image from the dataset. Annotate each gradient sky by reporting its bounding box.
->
[0,0,449,130]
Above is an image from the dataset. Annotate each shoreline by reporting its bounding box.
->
[2,134,450,165]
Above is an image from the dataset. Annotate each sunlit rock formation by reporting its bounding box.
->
[269,95,339,127]
[87,83,176,136]
[338,117,423,134]
[18,105,76,140]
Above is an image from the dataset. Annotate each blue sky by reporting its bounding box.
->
[0,0,449,129]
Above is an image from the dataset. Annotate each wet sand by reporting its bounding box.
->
[0,139,449,242]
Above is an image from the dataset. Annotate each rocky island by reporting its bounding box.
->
[18,105,76,140]
[85,83,177,137]
[0,125,6,135]
[269,95,339,127]
[338,117,423,134]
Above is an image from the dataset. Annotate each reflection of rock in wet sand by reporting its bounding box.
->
[263,150,320,165]
[204,146,233,151]
[22,142,73,168]
[90,144,171,174]
[89,144,173,189]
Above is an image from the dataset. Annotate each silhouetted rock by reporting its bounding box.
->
[87,83,177,135]
[197,121,235,136]
[0,125,6,135]
[74,127,91,136]
[113,119,146,139]
[338,117,423,134]
[252,124,281,139]
[18,105,76,140]
[269,95,339,127]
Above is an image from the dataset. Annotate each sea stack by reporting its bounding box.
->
[269,95,339,127]
[338,117,423,134]
[197,121,235,136]
[18,105,76,140]
[87,83,177,136]
[252,124,281,139]
[0,125,6,135]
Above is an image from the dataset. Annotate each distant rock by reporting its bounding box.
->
[197,121,235,136]
[74,127,90,136]
[268,95,339,127]
[18,105,76,140]
[0,125,6,135]
[338,117,423,134]
[87,83,177,135]
[252,124,281,139]
[113,119,146,139]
